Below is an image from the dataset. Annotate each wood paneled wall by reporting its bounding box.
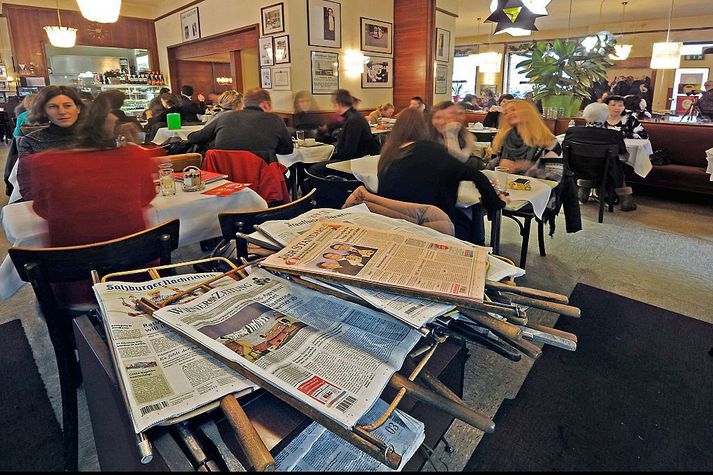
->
[2,4,159,78]
[173,61,233,96]
[393,0,436,110]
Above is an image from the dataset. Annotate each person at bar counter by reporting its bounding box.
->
[330,89,379,162]
[179,85,206,122]
[564,103,637,211]
[483,94,514,129]
[604,95,648,139]
[187,87,292,162]
[16,86,83,201]
[377,108,507,244]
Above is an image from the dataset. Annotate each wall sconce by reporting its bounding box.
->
[216,77,233,86]
[343,50,368,79]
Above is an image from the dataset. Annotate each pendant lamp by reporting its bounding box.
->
[76,0,122,24]
[470,22,502,73]
[487,0,549,37]
[610,2,632,60]
[650,0,682,69]
[44,0,77,48]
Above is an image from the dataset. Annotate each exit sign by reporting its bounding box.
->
[684,54,705,60]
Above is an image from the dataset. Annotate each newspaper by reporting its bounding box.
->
[275,399,425,471]
[151,269,422,429]
[92,273,256,433]
[261,221,489,304]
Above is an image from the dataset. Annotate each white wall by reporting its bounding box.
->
[434,7,456,105]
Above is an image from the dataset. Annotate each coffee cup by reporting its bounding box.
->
[304,138,316,146]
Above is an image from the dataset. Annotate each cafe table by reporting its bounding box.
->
[0,180,268,300]
[152,125,206,144]
[556,134,654,178]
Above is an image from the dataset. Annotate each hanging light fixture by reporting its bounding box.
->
[487,0,549,37]
[610,2,632,60]
[44,0,77,48]
[651,0,682,69]
[76,0,122,24]
[470,22,502,73]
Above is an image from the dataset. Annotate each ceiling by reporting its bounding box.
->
[456,0,713,39]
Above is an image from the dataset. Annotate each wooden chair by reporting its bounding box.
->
[304,162,363,209]
[217,189,317,261]
[152,152,202,171]
[8,219,180,471]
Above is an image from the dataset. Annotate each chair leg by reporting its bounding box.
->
[59,345,79,471]
[519,216,532,269]
[537,219,546,257]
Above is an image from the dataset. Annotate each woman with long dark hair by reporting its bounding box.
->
[378,109,506,244]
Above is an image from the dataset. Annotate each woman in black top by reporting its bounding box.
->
[378,109,506,243]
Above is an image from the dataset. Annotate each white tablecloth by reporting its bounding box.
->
[0,180,267,299]
[152,125,206,144]
[326,156,555,217]
[706,148,713,181]
[556,134,654,178]
[278,144,334,168]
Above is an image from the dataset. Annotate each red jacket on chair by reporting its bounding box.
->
[203,150,290,205]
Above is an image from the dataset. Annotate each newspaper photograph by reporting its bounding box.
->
[151,269,422,429]
[262,222,489,304]
[93,273,256,433]
[275,399,425,471]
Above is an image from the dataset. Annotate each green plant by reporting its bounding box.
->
[513,37,616,101]
[452,80,467,97]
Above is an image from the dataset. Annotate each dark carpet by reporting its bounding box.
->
[0,319,64,471]
[466,284,713,471]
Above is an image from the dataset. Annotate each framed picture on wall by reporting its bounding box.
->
[261,3,285,35]
[480,84,497,97]
[180,7,201,42]
[259,37,275,66]
[272,67,291,90]
[274,35,291,64]
[435,28,451,62]
[261,68,273,89]
[0,65,7,77]
[308,0,341,49]
[360,17,392,55]
[0,93,6,103]
[362,56,392,88]
[0,81,7,91]
[435,63,448,94]
[311,51,339,94]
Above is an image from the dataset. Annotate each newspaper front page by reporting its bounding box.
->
[151,269,421,429]
[262,222,489,304]
[274,399,425,471]
[93,274,256,433]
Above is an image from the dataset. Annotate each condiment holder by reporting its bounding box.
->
[182,166,204,192]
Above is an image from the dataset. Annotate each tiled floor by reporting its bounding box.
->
[1,145,711,470]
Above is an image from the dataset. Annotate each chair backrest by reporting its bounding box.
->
[153,153,202,171]
[562,140,620,182]
[218,188,317,258]
[204,150,289,205]
[20,124,49,136]
[304,163,363,209]
[9,219,180,284]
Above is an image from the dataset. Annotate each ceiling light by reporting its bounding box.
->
[76,0,122,24]
[610,2,632,60]
[488,0,549,36]
[474,52,502,73]
[651,0,681,69]
[44,0,76,48]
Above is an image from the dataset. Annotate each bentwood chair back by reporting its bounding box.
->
[562,140,620,223]
[153,152,203,171]
[8,219,180,471]
[304,162,363,209]
[217,188,317,260]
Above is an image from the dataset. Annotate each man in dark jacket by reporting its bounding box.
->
[331,89,378,161]
[563,102,635,211]
[179,85,206,123]
[187,88,292,163]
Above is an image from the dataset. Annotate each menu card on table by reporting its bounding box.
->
[201,182,251,196]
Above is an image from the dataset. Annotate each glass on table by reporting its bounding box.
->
[296,130,305,146]
[494,166,510,193]
[158,163,176,196]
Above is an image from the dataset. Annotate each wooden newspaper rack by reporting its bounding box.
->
[94,257,495,471]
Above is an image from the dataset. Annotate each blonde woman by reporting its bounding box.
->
[367,102,395,125]
[491,99,564,182]
[207,90,243,123]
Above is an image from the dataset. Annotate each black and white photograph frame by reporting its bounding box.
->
[0,80,8,91]
[0,65,7,78]
[260,68,272,89]
[435,28,451,62]
[259,37,275,66]
[274,35,291,64]
[362,56,393,89]
[307,0,342,49]
[272,67,291,90]
[180,7,201,42]
[311,51,339,95]
[435,63,448,94]
[360,17,392,55]
[261,3,285,36]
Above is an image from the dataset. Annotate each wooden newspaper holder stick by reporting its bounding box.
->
[525,322,578,344]
[485,280,570,304]
[503,292,581,318]
[458,309,523,341]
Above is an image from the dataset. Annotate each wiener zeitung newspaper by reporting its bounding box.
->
[93,274,256,433]
[151,269,421,429]
[261,221,489,305]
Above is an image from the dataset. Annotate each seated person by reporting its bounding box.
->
[377,109,506,244]
[187,87,293,162]
[564,103,636,211]
[367,102,396,125]
[145,93,184,142]
[330,89,378,162]
[483,94,514,129]
[179,85,206,122]
[396,96,427,118]
[13,94,38,137]
[429,101,479,169]
[207,90,243,123]
[697,80,713,120]
[624,94,652,121]
[458,94,482,111]
[103,88,144,143]
[146,87,170,120]
[604,95,648,139]
[293,90,321,133]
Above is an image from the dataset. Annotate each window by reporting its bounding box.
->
[453,55,477,97]
[505,50,533,97]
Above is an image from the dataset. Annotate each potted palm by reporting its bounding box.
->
[513,36,616,117]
